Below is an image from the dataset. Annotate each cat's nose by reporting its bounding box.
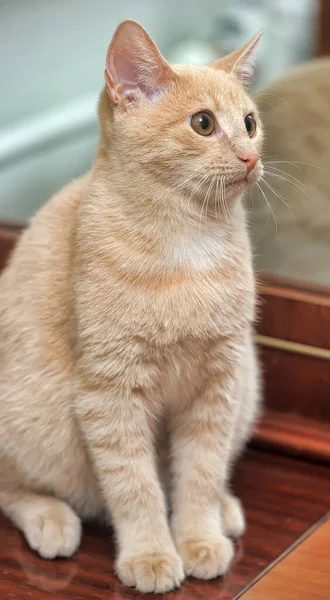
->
[238,152,259,173]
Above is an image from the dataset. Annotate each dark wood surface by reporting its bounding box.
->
[258,346,330,423]
[258,274,330,350]
[1,450,329,600]
[253,409,330,464]
[257,274,330,426]
[254,274,330,463]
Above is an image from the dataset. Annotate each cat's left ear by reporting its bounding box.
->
[209,31,262,86]
[105,20,175,110]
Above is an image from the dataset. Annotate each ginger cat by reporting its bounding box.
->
[0,21,263,593]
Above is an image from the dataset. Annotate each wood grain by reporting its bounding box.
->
[258,346,330,422]
[257,274,330,429]
[258,274,330,350]
[239,515,330,600]
[253,409,330,464]
[1,450,329,600]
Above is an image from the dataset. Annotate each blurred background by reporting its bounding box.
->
[1,0,329,285]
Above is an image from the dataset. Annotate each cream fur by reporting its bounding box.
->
[0,21,263,594]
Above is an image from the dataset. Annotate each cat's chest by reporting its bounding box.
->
[145,257,255,343]
[78,227,255,349]
[142,229,254,338]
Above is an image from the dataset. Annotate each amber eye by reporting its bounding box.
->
[190,111,215,136]
[244,113,257,138]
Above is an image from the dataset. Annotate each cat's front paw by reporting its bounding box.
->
[116,549,184,593]
[178,535,234,580]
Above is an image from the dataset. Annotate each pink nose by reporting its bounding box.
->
[239,152,259,173]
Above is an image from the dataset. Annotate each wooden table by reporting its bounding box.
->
[1,228,330,599]
[1,449,329,600]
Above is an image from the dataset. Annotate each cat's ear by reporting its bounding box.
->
[208,31,262,86]
[105,20,174,110]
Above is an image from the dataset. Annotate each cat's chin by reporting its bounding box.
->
[225,178,249,200]
[226,173,261,200]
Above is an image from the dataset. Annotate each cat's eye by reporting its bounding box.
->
[190,111,215,136]
[244,113,257,138]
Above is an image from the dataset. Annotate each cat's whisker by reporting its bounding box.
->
[174,166,210,192]
[263,168,321,215]
[252,91,290,106]
[219,178,223,219]
[174,172,200,191]
[199,189,208,233]
[264,160,325,172]
[198,176,213,233]
[263,165,308,188]
[203,178,215,231]
[214,177,220,224]
[189,173,208,201]
[261,177,296,223]
[219,178,225,224]
[255,100,276,111]
[256,181,279,235]
[174,172,209,225]
[221,179,230,222]
[192,175,210,229]
[214,176,223,224]
[262,154,281,160]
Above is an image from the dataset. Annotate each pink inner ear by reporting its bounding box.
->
[109,50,157,100]
[106,21,174,105]
[110,54,139,94]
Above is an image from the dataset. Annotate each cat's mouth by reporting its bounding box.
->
[227,168,262,189]
[225,177,248,189]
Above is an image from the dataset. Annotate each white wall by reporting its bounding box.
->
[0,0,317,221]
[1,0,219,128]
[1,0,169,128]
[1,0,220,220]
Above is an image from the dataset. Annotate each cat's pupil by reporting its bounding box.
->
[190,111,215,136]
[199,115,209,130]
[245,116,252,132]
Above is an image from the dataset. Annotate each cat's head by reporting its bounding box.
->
[100,20,263,211]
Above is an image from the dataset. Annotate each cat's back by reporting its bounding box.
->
[0,174,102,508]
[0,174,90,363]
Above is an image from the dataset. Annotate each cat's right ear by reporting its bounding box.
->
[209,31,262,86]
[105,20,175,110]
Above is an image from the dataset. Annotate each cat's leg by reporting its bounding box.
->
[221,338,261,539]
[220,491,245,539]
[170,336,245,580]
[76,386,184,594]
[0,489,81,559]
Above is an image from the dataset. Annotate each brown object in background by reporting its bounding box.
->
[318,0,330,56]
[0,224,22,272]
[254,274,330,464]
